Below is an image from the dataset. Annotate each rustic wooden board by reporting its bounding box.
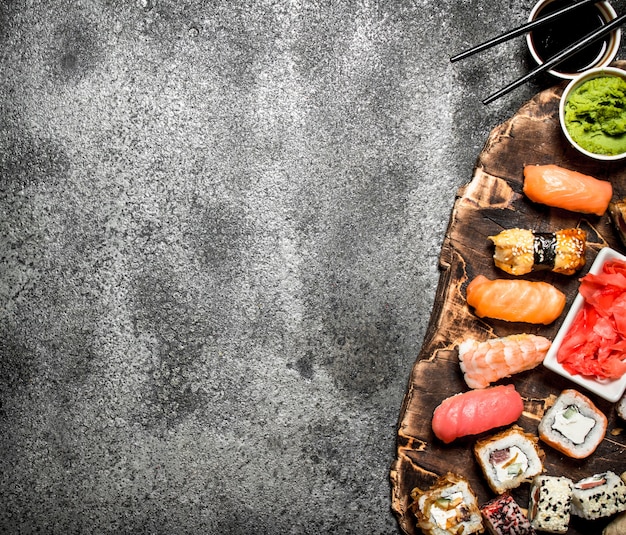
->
[391,65,626,535]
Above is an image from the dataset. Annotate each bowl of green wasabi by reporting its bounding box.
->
[559,66,626,161]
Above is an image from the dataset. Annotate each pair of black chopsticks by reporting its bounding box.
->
[450,0,626,104]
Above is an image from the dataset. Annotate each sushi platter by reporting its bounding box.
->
[390,62,626,535]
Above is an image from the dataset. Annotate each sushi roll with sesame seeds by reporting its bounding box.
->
[571,471,626,520]
[528,475,573,534]
[603,473,626,534]
[481,492,536,535]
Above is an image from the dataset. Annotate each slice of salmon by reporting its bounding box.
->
[466,275,566,324]
[523,164,612,216]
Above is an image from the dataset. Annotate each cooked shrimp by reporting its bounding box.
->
[458,334,551,389]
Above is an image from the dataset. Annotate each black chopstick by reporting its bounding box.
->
[483,12,626,105]
[450,0,597,62]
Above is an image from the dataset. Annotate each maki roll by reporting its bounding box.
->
[411,472,483,535]
[489,227,586,276]
[474,425,545,494]
[480,492,536,535]
[571,471,626,520]
[528,475,573,534]
[538,389,607,459]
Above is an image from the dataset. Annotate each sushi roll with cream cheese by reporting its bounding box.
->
[571,471,626,520]
[474,425,545,494]
[528,475,573,534]
[411,472,483,535]
[538,389,607,459]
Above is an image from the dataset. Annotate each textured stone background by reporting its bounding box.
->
[2,1,623,533]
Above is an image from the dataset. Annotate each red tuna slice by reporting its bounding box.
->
[431,384,524,444]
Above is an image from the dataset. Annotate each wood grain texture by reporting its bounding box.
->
[391,64,626,535]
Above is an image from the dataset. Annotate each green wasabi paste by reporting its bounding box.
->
[564,75,626,156]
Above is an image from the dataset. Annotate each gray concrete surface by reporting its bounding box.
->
[2,1,624,533]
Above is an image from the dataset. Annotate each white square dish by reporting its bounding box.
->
[543,246,626,403]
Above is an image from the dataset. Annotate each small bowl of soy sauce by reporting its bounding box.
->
[526,0,621,79]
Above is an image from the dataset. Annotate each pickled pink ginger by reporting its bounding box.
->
[557,258,626,379]
[431,384,524,444]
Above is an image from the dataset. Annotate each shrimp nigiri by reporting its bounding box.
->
[458,334,551,389]
[466,275,566,325]
[431,384,524,444]
[523,164,612,216]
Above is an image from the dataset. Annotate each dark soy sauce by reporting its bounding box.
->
[531,0,609,74]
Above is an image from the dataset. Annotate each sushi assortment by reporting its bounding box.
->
[411,468,626,534]
[411,469,626,534]
[528,471,626,531]
[408,162,626,534]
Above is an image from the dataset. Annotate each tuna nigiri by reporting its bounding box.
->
[466,275,566,325]
[431,384,524,444]
[523,164,613,216]
[458,334,551,389]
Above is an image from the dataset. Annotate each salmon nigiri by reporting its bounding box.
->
[431,384,524,443]
[523,164,612,216]
[466,275,565,324]
[458,334,551,389]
